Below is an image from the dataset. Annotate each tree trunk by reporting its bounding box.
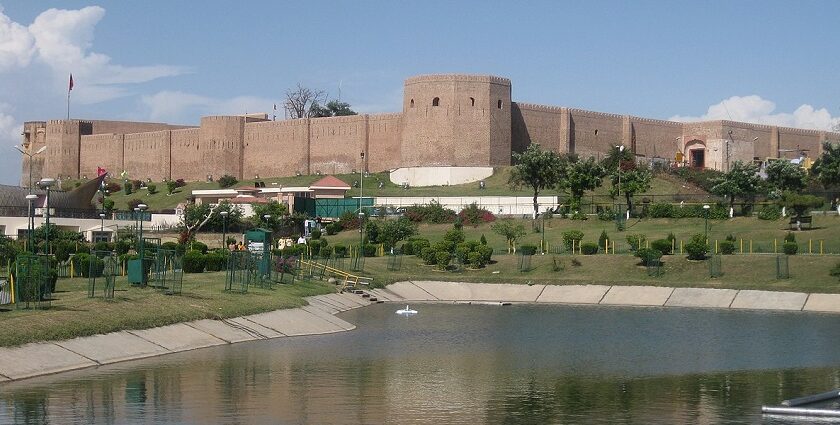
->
[532,188,539,220]
[625,192,633,217]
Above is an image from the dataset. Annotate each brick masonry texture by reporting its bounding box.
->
[20,74,840,185]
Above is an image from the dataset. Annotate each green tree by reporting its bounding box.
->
[491,219,526,253]
[249,201,290,232]
[166,180,177,195]
[509,144,565,219]
[608,163,652,215]
[765,160,806,194]
[378,217,418,250]
[310,100,357,117]
[710,161,763,214]
[811,142,840,188]
[181,203,220,241]
[780,192,824,229]
[204,201,244,232]
[563,156,606,211]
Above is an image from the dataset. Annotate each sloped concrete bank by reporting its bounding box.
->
[0,293,370,383]
[3,282,839,383]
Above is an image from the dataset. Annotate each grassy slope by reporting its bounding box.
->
[85,167,708,211]
[0,273,333,347]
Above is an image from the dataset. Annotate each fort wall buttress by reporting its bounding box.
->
[367,113,402,172]
[43,120,82,179]
[123,131,171,181]
[243,120,309,179]
[170,128,201,181]
[401,75,512,167]
[309,115,366,175]
[200,116,245,181]
[20,122,47,187]
[628,117,683,160]
[79,134,124,179]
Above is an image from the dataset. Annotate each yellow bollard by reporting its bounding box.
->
[646,240,650,249]
[739,239,743,254]
[809,239,812,255]
[715,240,718,254]
[820,240,824,255]
[572,239,576,254]
[671,239,675,254]
[774,239,778,254]
[680,240,683,254]
[611,240,615,254]
[70,261,75,278]
[9,273,15,304]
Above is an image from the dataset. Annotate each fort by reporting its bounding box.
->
[19,74,840,186]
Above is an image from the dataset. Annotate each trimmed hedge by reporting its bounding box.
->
[650,239,673,255]
[580,242,599,255]
[204,252,227,271]
[183,250,206,273]
[519,244,538,256]
[783,242,798,255]
[636,247,663,266]
[719,240,736,255]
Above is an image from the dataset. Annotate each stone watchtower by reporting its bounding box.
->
[400,75,512,167]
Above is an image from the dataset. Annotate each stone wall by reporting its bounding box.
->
[243,119,309,178]
[79,133,123,179]
[169,128,202,181]
[309,115,366,175]
[199,116,245,180]
[568,109,624,159]
[123,131,171,181]
[511,103,564,154]
[366,113,402,171]
[629,117,683,160]
[86,120,192,135]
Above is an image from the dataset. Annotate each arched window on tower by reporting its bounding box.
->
[470,97,475,107]
[432,97,440,107]
[410,99,414,108]
[497,99,502,109]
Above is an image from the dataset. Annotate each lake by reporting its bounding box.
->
[2,303,840,424]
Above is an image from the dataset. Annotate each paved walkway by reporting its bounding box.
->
[3,281,839,384]
[0,293,371,383]
[370,281,840,314]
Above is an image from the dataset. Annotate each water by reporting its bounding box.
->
[2,303,840,424]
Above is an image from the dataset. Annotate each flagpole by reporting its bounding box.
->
[67,91,70,120]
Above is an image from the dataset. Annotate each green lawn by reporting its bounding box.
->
[358,253,840,294]
[77,167,708,211]
[0,272,334,348]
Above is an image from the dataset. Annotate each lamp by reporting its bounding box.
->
[25,194,37,253]
[38,178,55,255]
[14,145,47,193]
[220,210,229,249]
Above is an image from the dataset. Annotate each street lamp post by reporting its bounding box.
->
[359,151,365,259]
[703,204,711,240]
[25,194,37,253]
[14,145,47,193]
[137,203,147,263]
[38,178,55,255]
[220,211,229,250]
[615,145,627,221]
[99,212,105,240]
[541,211,546,254]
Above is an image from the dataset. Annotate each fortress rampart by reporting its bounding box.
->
[19,74,840,185]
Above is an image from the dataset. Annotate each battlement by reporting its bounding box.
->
[513,102,565,113]
[629,116,683,127]
[567,108,624,120]
[368,112,403,121]
[310,114,367,124]
[405,74,511,86]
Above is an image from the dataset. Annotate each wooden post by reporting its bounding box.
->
[820,240,824,255]
[739,238,743,254]
[604,238,608,254]
[809,239,812,254]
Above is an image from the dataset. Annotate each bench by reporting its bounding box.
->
[789,215,812,230]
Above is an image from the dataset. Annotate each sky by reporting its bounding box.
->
[1,1,839,184]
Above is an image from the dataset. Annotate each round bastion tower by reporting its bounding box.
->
[401,74,512,167]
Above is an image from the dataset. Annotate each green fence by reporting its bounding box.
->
[294,197,374,218]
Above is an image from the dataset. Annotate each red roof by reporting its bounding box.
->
[310,175,351,189]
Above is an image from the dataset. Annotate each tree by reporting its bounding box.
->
[564,156,606,211]
[710,161,763,214]
[377,217,418,250]
[204,201,244,232]
[765,160,806,194]
[608,163,652,215]
[249,201,290,232]
[780,192,824,228]
[181,203,222,241]
[811,142,840,188]
[509,144,565,219]
[283,84,326,119]
[491,219,526,254]
[310,100,357,117]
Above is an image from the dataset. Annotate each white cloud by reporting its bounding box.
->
[0,6,188,104]
[0,5,34,70]
[141,91,275,123]
[670,95,840,131]
[0,103,23,185]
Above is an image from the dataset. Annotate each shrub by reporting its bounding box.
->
[561,230,584,250]
[161,241,184,256]
[570,211,588,221]
[830,262,840,278]
[363,243,377,257]
[719,240,736,255]
[784,232,796,243]
[182,250,206,273]
[519,244,538,256]
[218,174,238,188]
[435,251,451,270]
[131,180,142,190]
[455,243,472,263]
[432,240,455,254]
[757,204,782,220]
[636,247,663,266]
[189,241,209,254]
[478,245,493,264]
[580,242,599,255]
[598,230,609,251]
[76,244,91,255]
[325,222,342,235]
[166,180,178,195]
[105,181,122,192]
[333,243,347,257]
[127,198,143,211]
[93,241,114,252]
[281,244,307,257]
[458,202,496,226]
[54,241,74,262]
[147,184,157,195]
[421,247,437,265]
[72,253,105,278]
[647,203,675,218]
[480,234,488,245]
[204,252,226,271]
[552,256,565,272]
[320,245,333,257]
[626,234,647,251]
[310,228,322,239]
[684,234,708,260]
[115,240,131,256]
[403,201,456,223]
[443,228,465,245]
[468,251,482,269]
[175,178,186,188]
[651,239,673,255]
[597,207,615,221]
[338,210,361,230]
[783,242,798,255]
[124,184,132,195]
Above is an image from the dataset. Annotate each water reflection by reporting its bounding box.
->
[1,304,840,424]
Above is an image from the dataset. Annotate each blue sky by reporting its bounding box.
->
[1,1,839,184]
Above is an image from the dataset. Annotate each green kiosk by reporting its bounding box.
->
[245,228,273,277]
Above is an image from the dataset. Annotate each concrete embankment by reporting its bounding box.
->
[370,281,840,315]
[0,293,371,383]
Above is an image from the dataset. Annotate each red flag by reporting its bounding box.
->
[69,74,74,92]
[97,166,106,177]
